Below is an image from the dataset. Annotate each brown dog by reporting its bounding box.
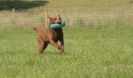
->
[34,15,64,54]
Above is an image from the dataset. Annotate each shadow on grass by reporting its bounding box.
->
[45,51,68,55]
[0,0,49,10]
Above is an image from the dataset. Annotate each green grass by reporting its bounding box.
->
[0,0,133,78]
[0,26,133,78]
[48,0,131,9]
[0,0,133,77]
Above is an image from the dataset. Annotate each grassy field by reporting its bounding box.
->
[0,26,133,78]
[0,0,133,78]
[47,0,131,9]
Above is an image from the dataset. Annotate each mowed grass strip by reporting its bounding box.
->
[0,26,133,78]
[47,0,130,8]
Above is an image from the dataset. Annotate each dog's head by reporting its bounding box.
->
[49,15,61,24]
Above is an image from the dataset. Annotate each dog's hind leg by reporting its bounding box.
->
[38,42,48,54]
[38,43,44,54]
[38,39,45,54]
[42,42,48,53]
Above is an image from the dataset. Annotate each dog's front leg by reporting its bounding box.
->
[50,40,61,50]
[60,39,64,53]
[42,42,48,53]
[61,42,64,53]
[38,39,45,54]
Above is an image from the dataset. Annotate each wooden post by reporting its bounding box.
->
[44,9,49,28]
[12,8,15,17]
[12,8,16,24]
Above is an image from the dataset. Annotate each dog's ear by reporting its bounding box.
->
[58,15,61,17]
[57,15,61,20]
[48,16,52,19]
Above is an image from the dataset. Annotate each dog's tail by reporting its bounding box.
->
[33,27,41,33]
